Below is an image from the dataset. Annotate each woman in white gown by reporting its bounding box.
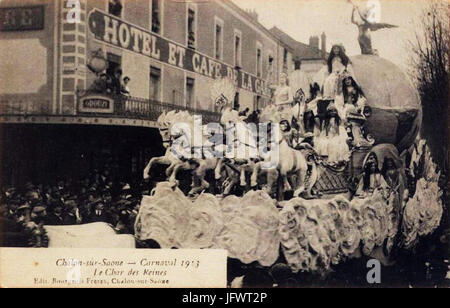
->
[322,45,354,99]
[314,45,353,162]
[326,106,351,164]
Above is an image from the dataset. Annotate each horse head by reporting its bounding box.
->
[156,111,166,126]
[156,112,172,148]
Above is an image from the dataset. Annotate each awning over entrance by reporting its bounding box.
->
[0,124,164,187]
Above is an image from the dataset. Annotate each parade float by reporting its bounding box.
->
[57,0,443,275]
[135,49,443,274]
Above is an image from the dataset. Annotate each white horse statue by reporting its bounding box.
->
[251,89,319,198]
[143,110,196,188]
[169,111,223,196]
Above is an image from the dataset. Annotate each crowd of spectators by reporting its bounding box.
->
[0,168,143,236]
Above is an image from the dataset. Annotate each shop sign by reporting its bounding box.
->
[78,95,114,114]
[0,6,45,31]
[88,9,270,97]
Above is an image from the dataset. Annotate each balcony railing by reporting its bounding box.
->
[0,97,51,115]
[116,95,221,124]
[0,93,221,125]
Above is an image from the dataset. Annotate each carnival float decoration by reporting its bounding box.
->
[136,6,443,273]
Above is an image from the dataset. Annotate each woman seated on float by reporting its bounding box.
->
[291,88,315,139]
[355,153,388,198]
[314,104,351,164]
[279,119,299,148]
[336,74,375,148]
[304,83,322,137]
[336,75,366,121]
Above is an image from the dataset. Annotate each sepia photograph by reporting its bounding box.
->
[0,0,448,289]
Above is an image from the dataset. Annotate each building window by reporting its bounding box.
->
[106,52,121,76]
[108,0,123,17]
[283,48,288,70]
[233,92,240,110]
[186,77,195,107]
[254,95,261,111]
[214,18,224,60]
[266,53,274,83]
[151,0,161,34]
[187,8,196,49]
[149,66,161,101]
[256,42,262,78]
[234,30,242,68]
[105,53,122,94]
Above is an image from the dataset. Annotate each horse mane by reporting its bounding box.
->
[156,111,167,127]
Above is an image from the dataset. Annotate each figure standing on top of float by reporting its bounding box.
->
[274,73,293,108]
[322,44,353,101]
[349,0,398,55]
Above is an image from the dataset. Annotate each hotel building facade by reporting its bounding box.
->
[0,0,325,185]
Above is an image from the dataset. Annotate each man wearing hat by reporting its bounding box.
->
[111,68,123,95]
[89,73,109,93]
[3,187,16,200]
[46,204,64,225]
[88,200,112,224]
[31,205,47,225]
[102,189,113,204]
[25,188,41,206]
[16,202,31,224]
[63,196,81,225]
[79,191,97,221]
[64,206,80,225]
[114,199,133,234]
[117,183,133,201]
[5,197,20,220]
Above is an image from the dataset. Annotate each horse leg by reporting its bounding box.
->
[143,159,152,179]
[189,176,206,196]
[165,162,176,177]
[143,157,165,179]
[265,168,278,195]
[215,158,224,180]
[197,161,210,191]
[223,174,238,195]
[168,162,186,187]
[281,171,292,192]
[240,165,247,187]
[294,166,308,197]
[302,163,319,198]
[250,162,261,187]
[188,163,202,195]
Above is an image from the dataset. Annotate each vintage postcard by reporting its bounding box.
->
[0,0,448,289]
